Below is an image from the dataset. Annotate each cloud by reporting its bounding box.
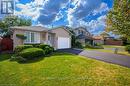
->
[38,0,69,25]
[14,0,110,34]
[67,0,103,27]
[73,0,102,19]
[79,15,107,35]
[54,11,64,21]
[93,2,109,15]
[15,0,48,20]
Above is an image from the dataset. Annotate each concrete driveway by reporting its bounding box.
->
[58,49,130,68]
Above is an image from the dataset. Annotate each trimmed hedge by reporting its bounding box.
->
[16,34,27,40]
[19,48,45,59]
[85,43,104,49]
[14,45,33,53]
[39,44,54,54]
[25,44,41,48]
[125,45,130,53]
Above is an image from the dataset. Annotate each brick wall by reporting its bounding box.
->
[105,39,123,46]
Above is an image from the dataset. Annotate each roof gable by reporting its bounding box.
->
[49,27,73,35]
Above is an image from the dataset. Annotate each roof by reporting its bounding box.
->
[74,27,88,31]
[93,36,104,40]
[11,26,48,32]
[77,34,93,40]
[49,26,73,35]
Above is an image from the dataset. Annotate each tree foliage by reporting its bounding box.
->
[0,16,32,31]
[106,0,130,38]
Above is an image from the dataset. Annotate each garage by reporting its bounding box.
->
[58,37,70,49]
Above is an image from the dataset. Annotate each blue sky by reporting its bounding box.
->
[15,0,113,35]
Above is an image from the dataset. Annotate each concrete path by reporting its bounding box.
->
[58,49,130,68]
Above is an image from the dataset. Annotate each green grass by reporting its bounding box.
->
[0,52,130,86]
[103,45,125,48]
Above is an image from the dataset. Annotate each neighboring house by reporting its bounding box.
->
[104,37,123,46]
[93,36,104,45]
[73,27,93,45]
[11,26,72,50]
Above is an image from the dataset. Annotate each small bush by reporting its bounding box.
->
[85,43,104,49]
[85,43,93,48]
[16,34,27,40]
[14,45,33,53]
[25,44,41,48]
[125,45,130,53]
[74,41,83,49]
[19,48,45,59]
[39,44,54,54]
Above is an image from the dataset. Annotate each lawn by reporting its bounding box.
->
[0,52,130,86]
[86,45,130,56]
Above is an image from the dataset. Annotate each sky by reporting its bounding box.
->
[3,0,114,35]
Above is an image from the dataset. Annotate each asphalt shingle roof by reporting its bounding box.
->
[11,26,48,32]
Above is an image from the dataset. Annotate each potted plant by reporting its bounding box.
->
[16,34,27,40]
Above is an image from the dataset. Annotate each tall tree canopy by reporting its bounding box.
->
[106,0,130,38]
[0,16,32,35]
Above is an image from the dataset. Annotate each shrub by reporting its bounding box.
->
[85,43,93,48]
[19,48,45,59]
[125,45,130,53]
[25,44,40,48]
[14,45,33,53]
[74,41,83,49]
[85,43,104,49]
[39,44,54,54]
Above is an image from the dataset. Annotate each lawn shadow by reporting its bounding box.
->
[17,53,54,64]
[17,56,45,64]
[56,48,83,55]
[0,53,12,61]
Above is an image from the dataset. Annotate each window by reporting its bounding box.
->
[78,30,81,34]
[48,35,51,41]
[1,0,14,14]
[30,32,35,42]
[81,31,84,35]
[78,30,84,35]
[25,32,30,43]
[24,32,40,44]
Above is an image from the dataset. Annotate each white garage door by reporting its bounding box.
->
[58,37,70,49]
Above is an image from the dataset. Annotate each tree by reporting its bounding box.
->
[0,16,32,36]
[3,16,32,28]
[106,0,130,38]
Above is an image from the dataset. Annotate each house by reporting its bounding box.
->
[73,27,93,45]
[93,36,104,45]
[11,26,72,50]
